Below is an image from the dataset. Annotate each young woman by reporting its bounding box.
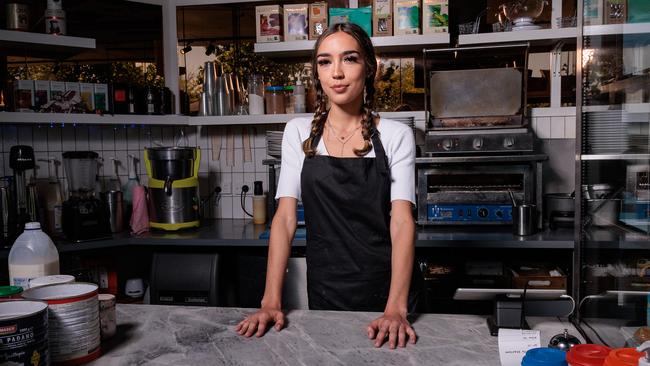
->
[236,22,421,349]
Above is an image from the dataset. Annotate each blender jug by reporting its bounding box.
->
[62,151,99,197]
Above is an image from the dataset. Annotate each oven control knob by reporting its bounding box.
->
[442,139,453,151]
[503,136,516,148]
[478,208,489,218]
[472,138,483,150]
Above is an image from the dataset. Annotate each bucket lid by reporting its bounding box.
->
[0,285,23,297]
[567,344,612,366]
[604,348,643,366]
[521,347,568,366]
[29,275,75,288]
[21,282,98,302]
[0,300,48,320]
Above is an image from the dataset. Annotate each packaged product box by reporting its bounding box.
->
[309,2,328,40]
[64,82,80,99]
[94,83,108,112]
[329,7,372,36]
[394,0,420,35]
[34,80,50,111]
[49,81,66,103]
[604,0,627,24]
[256,5,283,43]
[284,4,309,41]
[14,80,34,112]
[423,0,448,33]
[628,0,650,23]
[80,83,95,112]
[373,0,393,36]
[583,0,603,25]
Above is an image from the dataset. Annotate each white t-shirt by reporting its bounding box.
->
[275,116,416,204]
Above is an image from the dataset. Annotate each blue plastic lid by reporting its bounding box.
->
[521,348,568,366]
[265,86,284,92]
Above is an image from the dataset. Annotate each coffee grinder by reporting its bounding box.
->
[9,145,38,234]
[61,151,111,242]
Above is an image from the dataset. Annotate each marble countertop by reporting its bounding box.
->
[89,304,581,366]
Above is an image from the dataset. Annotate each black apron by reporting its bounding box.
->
[300,127,422,312]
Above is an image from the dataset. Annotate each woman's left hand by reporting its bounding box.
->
[367,311,417,349]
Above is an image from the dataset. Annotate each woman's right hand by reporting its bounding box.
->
[235,307,286,337]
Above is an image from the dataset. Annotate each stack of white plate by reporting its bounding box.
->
[390,116,416,134]
[584,111,629,154]
[266,131,284,158]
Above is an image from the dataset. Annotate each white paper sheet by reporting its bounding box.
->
[498,328,541,366]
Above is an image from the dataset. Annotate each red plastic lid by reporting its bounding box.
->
[567,344,612,366]
[603,348,643,366]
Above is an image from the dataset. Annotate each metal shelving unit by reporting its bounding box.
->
[575,0,650,346]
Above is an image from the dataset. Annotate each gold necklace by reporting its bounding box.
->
[326,120,362,155]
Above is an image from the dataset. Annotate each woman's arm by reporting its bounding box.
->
[367,199,417,348]
[261,197,298,309]
[235,197,297,337]
[385,199,415,315]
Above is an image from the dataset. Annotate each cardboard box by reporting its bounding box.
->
[93,83,108,112]
[394,0,420,35]
[256,5,283,43]
[14,80,34,112]
[284,4,309,41]
[80,83,95,112]
[373,0,393,36]
[423,0,448,34]
[64,81,80,101]
[628,0,650,23]
[584,0,603,25]
[49,81,65,103]
[329,7,372,36]
[309,2,328,40]
[34,80,50,111]
[604,0,627,24]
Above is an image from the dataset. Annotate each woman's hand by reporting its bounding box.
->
[367,311,417,349]
[235,308,286,337]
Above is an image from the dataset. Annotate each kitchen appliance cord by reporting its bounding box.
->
[240,187,253,218]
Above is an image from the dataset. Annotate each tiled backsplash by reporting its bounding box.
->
[0,123,282,219]
[0,110,576,218]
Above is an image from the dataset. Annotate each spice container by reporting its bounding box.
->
[265,86,285,114]
[248,75,265,115]
[284,86,294,114]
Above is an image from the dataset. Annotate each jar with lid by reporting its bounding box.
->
[265,86,285,114]
[248,75,265,115]
[284,86,294,114]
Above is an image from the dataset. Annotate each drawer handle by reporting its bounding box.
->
[528,280,551,287]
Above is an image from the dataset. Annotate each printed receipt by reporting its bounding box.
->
[498,328,541,366]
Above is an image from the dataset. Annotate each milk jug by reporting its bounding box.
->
[8,222,60,289]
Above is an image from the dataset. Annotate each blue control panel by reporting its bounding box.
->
[427,204,513,222]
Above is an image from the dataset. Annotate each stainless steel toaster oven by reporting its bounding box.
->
[416,155,545,227]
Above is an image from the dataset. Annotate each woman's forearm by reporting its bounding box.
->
[261,201,297,309]
[385,201,416,316]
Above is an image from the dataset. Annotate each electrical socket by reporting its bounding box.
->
[233,179,246,194]
[219,181,232,195]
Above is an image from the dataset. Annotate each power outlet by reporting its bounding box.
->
[220,181,232,195]
[233,179,246,195]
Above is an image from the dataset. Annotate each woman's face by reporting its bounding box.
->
[316,31,366,109]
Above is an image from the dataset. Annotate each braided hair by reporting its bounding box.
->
[302,22,378,157]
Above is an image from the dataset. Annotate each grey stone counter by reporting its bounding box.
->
[89,304,580,366]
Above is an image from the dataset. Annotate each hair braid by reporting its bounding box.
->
[302,80,328,157]
[353,79,376,156]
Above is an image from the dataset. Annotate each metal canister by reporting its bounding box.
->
[44,8,66,35]
[6,2,30,31]
[101,190,124,233]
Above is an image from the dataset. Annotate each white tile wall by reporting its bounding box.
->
[531,114,577,140]
[0,123,283,219]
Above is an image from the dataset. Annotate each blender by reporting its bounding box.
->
[9,145,38,235]
[61,151,111,242]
